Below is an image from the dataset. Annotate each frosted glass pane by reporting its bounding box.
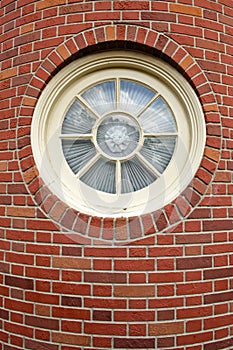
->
[62,100,95,134]
[80,157,116,194]
[62,139,96,174]
[97,114,140,158]
[121,157,157,193]
[139,97,176,133]
[120,80,155,115]
[140,137,176,174]
[81,81,116,116]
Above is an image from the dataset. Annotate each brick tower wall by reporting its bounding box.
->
[0,1,233,349]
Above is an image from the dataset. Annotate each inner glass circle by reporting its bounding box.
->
[61,78,177,194]
[96,113,140,159]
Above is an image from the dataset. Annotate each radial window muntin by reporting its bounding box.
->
[31,51,206,217]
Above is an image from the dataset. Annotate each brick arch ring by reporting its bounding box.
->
[18,24,221,245]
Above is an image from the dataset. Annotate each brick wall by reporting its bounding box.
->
[0,0,233,349]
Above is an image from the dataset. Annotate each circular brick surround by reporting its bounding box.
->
[18,25,220,245]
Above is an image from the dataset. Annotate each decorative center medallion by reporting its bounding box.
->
[105,125,130,152]
[96,114,140,159]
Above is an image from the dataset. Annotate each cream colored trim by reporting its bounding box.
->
[31,51,206,217]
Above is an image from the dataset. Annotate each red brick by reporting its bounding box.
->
[214,279,228,291]
[5,275,33,290]
[36,0,66,11]
[27,219,59,231]
[53,282,90,295]
[204,243,233,254]
[149,246,182,257]
[84,247,126,257]
[26,244,59,255]
[204,291,233,304]
[53,307,90,320]
[61,246,82,257]
[157,337,175,348]
[157,258,174,270]
[53,257,91,269]
[149,272,183,283]
[5,298,33,313]
[52,333,90,346]
[185,246,202,256]
[26,291,59,305]
[114,258,154,271]
[177,281,212,295]
[177,331,213,346]
[86,11,120,21]
[114,285,155,297]
[149,321,184,335]
[176,257,212,270]
[170,4,202,16]
[114,338,155,349]
[6,252,32,268]
[157,284,174,296]
[95,2,112,11]
[176,234,211,244]
[177,305,212,319]
[158,310,174,321]
[114,310,154,322]
[25,315,59,330]
[61,320,81,335]
[204,338,233,350]
[25,339,59,350]
[26,266,59,279]
[128,216,142,240]
[93,310,111,321]
[60,3,92,15]
[204,314,233,330]
[84,272,126,284]
[93,258,112,271]
[0,67,17,81]
[93,336,112,348]
[142,11,176,22]
[204,267,233,279]
[5,322,33,337]
[88,216,102,238]
[84,297,125,309]
[186,319,202,332]
[61,296,81,307]
[85,322,126,336]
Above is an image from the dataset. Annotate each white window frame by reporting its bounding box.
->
[31,51,206,218]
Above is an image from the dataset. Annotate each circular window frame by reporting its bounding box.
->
[31,51,206,218]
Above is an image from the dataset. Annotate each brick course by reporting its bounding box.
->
[1,0,233,349]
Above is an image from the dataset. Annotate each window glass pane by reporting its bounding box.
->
[62,139,96,174]
[81,81,116,116]
[120,80,155,115]
[62,100,95,134]
[140,137,176,174]
[80,157,116,194]
[139,97,176,133]
[121,157,157,193]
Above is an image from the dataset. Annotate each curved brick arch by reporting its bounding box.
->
[18,24,221,245]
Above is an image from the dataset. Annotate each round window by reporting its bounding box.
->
[31,51,206,217]
[61,79,177,195]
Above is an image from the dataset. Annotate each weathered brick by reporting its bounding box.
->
[149,321,184,335]
[5,275,34,290]
[114,337,155,349]
[176,257,212,270]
